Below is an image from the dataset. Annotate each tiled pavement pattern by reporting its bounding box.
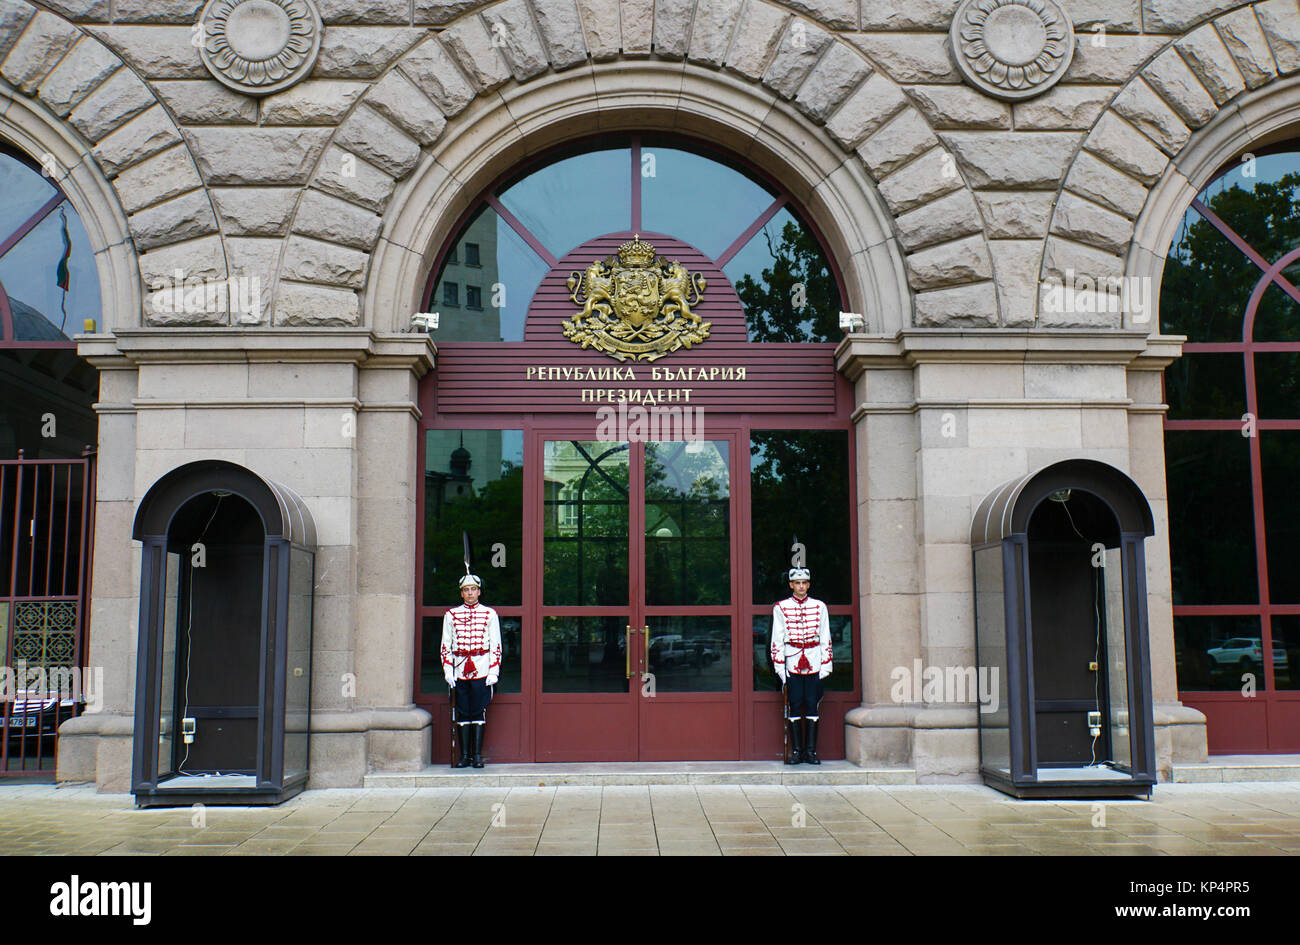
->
[0,783,1298,856]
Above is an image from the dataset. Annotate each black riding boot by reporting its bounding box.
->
[470,724,485,768]
[803,718,820,765]
[786,718,804,765]
[454,723,471,768]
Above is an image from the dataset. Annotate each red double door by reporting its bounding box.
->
[530,431,750,761]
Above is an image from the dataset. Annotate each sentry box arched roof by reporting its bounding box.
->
[133,459,317,548]
[970,459,1154,548]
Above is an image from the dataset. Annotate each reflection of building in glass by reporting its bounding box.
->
[435,210,500,341]
[425,430,506,516]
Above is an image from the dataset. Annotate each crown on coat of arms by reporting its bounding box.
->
[616,235,658,268]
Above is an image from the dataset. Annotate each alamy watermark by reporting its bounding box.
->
[1039,270,1151,323]
[595,402,706,443]
[890,659,999,714]
[1,660,103,712]
[149,270,262,323]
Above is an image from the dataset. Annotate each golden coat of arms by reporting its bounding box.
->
[563,236,710,362]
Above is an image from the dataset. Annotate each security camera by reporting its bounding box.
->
[411,312,439,332]
[839,311,865,332]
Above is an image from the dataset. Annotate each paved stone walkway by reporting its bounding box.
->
[0,782,1297,855]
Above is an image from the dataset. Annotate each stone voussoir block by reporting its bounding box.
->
[1141,46,1219,128]
[847,32,960,84]
[275,280,362,327]
[939,131,1081,189]
[112,143,204,214]
[67,65,156,142]
[441,15,512,91]
[315,0,411,24]
[128,188,219,251]
[905,234,993,291]
[1010,85,1114,131]
[622,0,655,55]
[531,0,587,70]
[876,145,964,215]
[576,0,620,61]
[825,71,907,150]
[113,0,205,23]
[481,0,549,81]
[894,187,983,252]
[0,10,82,94]
[315,27,426,79]
[0,1,36,63]
[282,234,370,290]
[1255,0,1300,75]
[93,104,184,177]
[334,104,421,180]
[689,0,742,68]
[210,187,299,236]
[914,282,998,327]
[85,25,207,78]
[1049,190,1135,256]
[793,41,872,124]
[311,146,398,214]
[1063,149,1151,220]
[1083,111,1169,185]
[904,84,1010,130]
[653,0,696,61]
[294,188,383,250]
[153,79,259,124]
[260,80,368,125]
[1109,76,1191,156]
[762,18,832,100]
[364,69,447,146]
[724,0,787,80]
[186,126,332,186]
[855,106,940,179]
[1213,5,1280,89]
[397,35,477,116]
[1174,21,1247,106]
[1141,0,1246,34]
[414,0,485,26]
[35,36,120,118]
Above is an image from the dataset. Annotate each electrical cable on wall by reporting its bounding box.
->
[176,493,224,778]
[1054,493,1106,768]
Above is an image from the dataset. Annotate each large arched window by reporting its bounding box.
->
[421,134,845,343]
[1161,143,1300,752]
[0,147,100,347]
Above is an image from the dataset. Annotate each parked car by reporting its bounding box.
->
[650,635,715,668]
[3,690,80,752]
[1206,638,1289,672]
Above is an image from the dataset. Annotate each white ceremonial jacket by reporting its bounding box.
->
[769,595,832,682]
[441,603,502,686]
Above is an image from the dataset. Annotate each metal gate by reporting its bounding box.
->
[0,450,95,776]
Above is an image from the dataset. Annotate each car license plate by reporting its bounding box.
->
[7,715,36,729]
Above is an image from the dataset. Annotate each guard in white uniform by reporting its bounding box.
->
[770,567,832,764]
[441,574,502,768]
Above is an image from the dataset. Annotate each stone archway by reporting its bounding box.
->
[272,0,998,333]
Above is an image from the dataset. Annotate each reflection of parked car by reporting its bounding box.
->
[1206,638,1288,672]
[651,635,715,668]
[4,690,80,750]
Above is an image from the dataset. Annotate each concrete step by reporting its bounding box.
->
[364,760,917,788]
[1172,754,1300,783]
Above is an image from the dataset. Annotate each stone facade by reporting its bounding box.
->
[7,0,1293,788]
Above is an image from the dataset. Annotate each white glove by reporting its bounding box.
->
[819,668,831,680]
[776,668,787,685]
[486,674,498,687]
[444,671,455,688]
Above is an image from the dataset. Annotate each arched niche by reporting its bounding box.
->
[130,460,316,807]
[971,459,1157,799]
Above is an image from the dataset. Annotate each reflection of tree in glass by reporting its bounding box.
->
[544,445,629,607]
[734,219,842,342]
[425,463,523,606]
[750,432,851,605]
[1163,171,1300,346]
[645,443,730,606]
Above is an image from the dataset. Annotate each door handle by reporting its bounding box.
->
[642,626,650,674]
[626,625,632,679]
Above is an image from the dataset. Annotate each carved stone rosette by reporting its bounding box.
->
[198,0,323,96]
[950,0,1075,101]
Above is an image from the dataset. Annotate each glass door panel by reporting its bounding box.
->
[645,616,731,692]
[542,616,630,693]
[543,440,630,606]
[644,440,730,606]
